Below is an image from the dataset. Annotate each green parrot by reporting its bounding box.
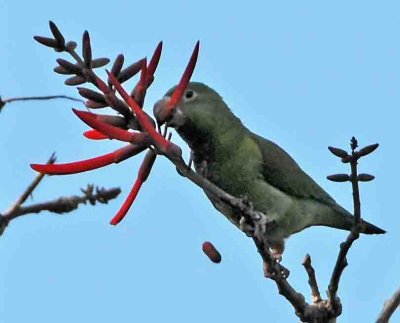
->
[153,82,385,257]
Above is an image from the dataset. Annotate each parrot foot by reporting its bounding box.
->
[269,240,285,262]
[263,261,290,279]
[239,216,255,237]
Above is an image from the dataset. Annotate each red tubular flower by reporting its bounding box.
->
[31,145,145,175]
[31,41,200,225]
[152,41,200,125]
[110,150,157,225]
[168,41,199,108]
[146,42,163,87]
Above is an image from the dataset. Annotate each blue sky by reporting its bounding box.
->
[1,1,399,322]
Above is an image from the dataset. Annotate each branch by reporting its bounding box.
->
[1,185,120,236]
[302,254,322,304]
[376,288,400,323]
[0,154,120,236]
[0,95,85,112]
[327,137,364,315]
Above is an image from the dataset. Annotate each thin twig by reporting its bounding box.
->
[2,95,85,105]
[4,153,57,217]
[376,288,400,323]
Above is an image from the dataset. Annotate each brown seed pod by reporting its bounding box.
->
[328,146,348,159]
[33,36,58,48]
[357,173,375,182]
[56,58,82,74]
[65,76,86,86]
[117,59,145,83]
[82,31,92,67]
[91,58,110,69]
[49,21,65,48]
[327,174,350,182]
[111,54,125,77]
[358,143,379,157]
[78,87,106,103]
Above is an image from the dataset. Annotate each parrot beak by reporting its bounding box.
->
[153,97,170,126]
[153,97,185,128]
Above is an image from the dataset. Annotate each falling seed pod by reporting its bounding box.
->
[33,36,58,49]
[56,58,82,74]
[328,146,348,159]
[91,58,110,69]
[358,143,379,157]
[49,21,65,48]
[65,76,86,86]
[327,174,350,182]
[357,173,375,182]
[202,241,222,263]
[82,31,92,67]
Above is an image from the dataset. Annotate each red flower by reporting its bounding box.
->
[31,42,200,225]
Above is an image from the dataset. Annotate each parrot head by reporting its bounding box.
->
[154,82,232,128]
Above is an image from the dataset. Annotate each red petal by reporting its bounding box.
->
[73,109,135,143]
[31,154,115,175]
[83,129,108,140]
[30,145,139,175]
[110,178,143,225]
[146,42,163,87]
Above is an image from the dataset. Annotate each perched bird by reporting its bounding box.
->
[153,82,385,258]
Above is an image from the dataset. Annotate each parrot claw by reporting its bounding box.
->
[263,261,290,279]
[239,216,255,236]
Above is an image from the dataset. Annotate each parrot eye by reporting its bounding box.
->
[183,89,197,102]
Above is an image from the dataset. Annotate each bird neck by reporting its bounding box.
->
[176,107,247,166]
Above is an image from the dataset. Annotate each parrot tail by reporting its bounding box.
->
[360,219,386,234]
[330,204,386,235]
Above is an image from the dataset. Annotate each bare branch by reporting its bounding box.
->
[302,254,322,304]
[376,288,400,323]
[1,185,121,236]
[5,185,120,220]
[327,137,364,315]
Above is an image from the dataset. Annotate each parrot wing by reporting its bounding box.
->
[250,132,336,206]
